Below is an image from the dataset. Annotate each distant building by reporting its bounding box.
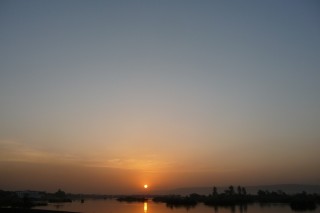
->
[16,190,45,199]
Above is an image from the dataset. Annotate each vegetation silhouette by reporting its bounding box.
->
[0,209,79,213]
[153,194,198,208]
[1,185,319,212]
[152,185,319,212]
[257,190,318,211]
[117,196,147,202]
[0,189,71,209]
[47,189,72,203]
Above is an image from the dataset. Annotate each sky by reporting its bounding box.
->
[0,0,320,194]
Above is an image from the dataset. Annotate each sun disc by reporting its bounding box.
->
[144,184,148,189]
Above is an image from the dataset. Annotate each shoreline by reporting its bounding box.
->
[0,208,80,213]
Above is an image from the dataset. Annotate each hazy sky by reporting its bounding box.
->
[1,0,320,194]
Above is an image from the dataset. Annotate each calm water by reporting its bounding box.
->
[33,199,314,213]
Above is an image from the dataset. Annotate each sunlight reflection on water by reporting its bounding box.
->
[144,202,147,213]
[33,199,306,213]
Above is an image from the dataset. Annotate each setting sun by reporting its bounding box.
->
[144,184,148,189]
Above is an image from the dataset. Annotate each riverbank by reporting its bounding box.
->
[0,208,79,213]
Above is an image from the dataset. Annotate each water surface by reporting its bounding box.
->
[33,199,312,213]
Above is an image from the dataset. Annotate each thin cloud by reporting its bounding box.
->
[0,140,79,164]
[83,156,175,173]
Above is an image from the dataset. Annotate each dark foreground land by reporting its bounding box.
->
[0,208,79,213]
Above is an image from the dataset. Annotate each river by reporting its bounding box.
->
[33,199,317,213]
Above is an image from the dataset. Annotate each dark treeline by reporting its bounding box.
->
[152,185,320,211]
[2,186,320,212]
[0,208,79,213]
[0,188,117,209]
[0,189,72,209]
[117,196,147,202]
[153,194,198,208]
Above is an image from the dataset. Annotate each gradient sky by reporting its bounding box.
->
[1,0,320,194]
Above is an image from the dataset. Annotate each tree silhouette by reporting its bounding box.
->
[227,185,235,195]
[237,186,242,195]
[55,189,66,198]
[241,187,246,195]
[212,186,218,196]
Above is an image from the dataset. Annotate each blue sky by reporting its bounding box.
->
[0,0,320,193]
